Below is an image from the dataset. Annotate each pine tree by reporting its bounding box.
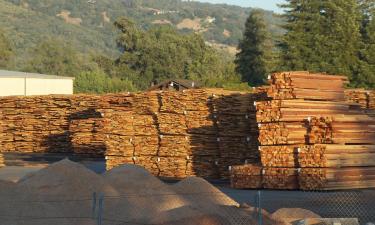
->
[235,10,274,86]
[279,0,363,82]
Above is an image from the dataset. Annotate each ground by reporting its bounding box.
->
[0,154,374,224]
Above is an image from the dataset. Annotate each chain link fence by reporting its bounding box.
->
[1,188,375,224]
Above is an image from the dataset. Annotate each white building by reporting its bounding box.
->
[0,70,74,96]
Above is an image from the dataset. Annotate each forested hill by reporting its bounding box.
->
[1,0,283,57]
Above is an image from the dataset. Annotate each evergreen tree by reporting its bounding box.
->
[357,6,375,88]
[0,31,13,68]
[235,10,273,86]
[279,0,363,82]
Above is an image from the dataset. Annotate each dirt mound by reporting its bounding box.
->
[272,208,321,224]
[172,177,238,206]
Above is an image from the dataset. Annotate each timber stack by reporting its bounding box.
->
[231,71,375,190]
[104,89,267,179]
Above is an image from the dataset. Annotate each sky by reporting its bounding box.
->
[195,0,286,13]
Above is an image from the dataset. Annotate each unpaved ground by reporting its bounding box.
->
[0,160,285,225]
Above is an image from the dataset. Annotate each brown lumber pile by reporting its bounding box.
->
[345,89,369,109]
[232,71,375,190]
[69,118,106,156]
[230,165,299,190]
[230,164,263,189]
[308,116,375,144]
[298,144,375,168]
[299,167,375,190]
[267,71,348,101]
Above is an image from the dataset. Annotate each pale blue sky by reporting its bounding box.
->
[195,0,286,13]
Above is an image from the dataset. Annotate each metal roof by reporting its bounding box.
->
[0,70,75,80]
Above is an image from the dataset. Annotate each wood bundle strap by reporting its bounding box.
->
[256,100,352,123]
[299,167,375,190]
[308,116,375,144]
[267,71,348,101]
[258,122,308,145]
[298,144,375,168]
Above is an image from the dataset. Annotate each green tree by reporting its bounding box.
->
[23,38,91,77]
[279,0,363,82]
[114,17,242,90]
[74,70,136,94]
[357,6,375,88]
[0,31,13,68]
[235,10,274,86]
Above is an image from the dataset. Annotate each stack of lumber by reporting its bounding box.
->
[0,153,4,167]
[210,90,264,178]
[299,167,375,190]
[231,71,375,190]
[267,71,348,101]
[298,144,375,168]
[230,164,263,189]
[308,116,375,145]
[69,117,106,156]
[345,89,369,109]
[0,89,268,179]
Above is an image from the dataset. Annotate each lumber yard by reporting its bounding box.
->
[1,71,375,190]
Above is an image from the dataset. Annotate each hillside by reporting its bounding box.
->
[1,0,283,58]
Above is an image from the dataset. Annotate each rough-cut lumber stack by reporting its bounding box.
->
[308,116,375,145]
[0,89,268,179]
[345,89,369,109]
[299,167,375,190]
[298,144,375,168]
[231,71,375,190]
[267,71,348,101]
[69,118,106,156]
[230,164,263,189]
[0,153,5,167]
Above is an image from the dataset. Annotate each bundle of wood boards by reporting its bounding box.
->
[232,71,375,190]
[299,167,375,190]
[267,71,348,101]
[69,118,106,156]
[345,89,369,109]
[230,164,298,189]
[308,116,375,144]
[256,100,352,123]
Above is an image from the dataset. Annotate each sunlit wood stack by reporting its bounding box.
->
[345,89,369,109]
[69,118,106,156]
[232,71,375,190]
[308,116,375,144]
[299,167,375,190]
[298,144,375,168]
[267,71,348,101]
[230,164,263,189]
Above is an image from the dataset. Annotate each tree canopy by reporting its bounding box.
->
[0,31,13,68]
[113,17,241,90]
